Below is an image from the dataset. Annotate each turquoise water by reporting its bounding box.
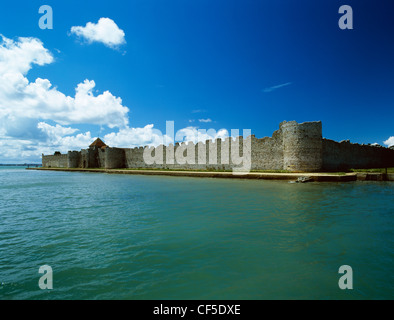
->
[0,166,393,300]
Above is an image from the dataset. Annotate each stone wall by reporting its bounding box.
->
[105,147,126,169]
[282,121,323,172]
[98,148,106,168]
[122,136,251,171]
[124,147,158,169]
[251,130,283,171]
[41,120,394,172]
[322,139,394,171]
[42,154,68,168]
[67,151,80,168]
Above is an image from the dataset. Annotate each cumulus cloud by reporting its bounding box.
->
[37,122,93,152]
[198,118,212,123]
[0,35,229,163]
[0,122,93,163]
[104,125,172,148]
[384,136,394,147]
[0,35,129,132]
[0,35,130,162]
[0,35,53,74]
[38,122,78,141]
[175,126,229,144]
[70,18,126,49]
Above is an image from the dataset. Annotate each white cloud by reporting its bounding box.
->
[0,35,53,75]
[0,35,130,162]
[198,118,212,123]
[176,126,229,144]
[0,35,230,163]
[0,122,93,163]
[38,122,78,141]
[263,82,292,93]
[0,35,129,132]
[384,136,394,147]
[37,122,93,152]
[104,125,171,148]
[70,18,126,49]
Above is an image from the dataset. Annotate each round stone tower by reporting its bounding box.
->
[281,121,323,172]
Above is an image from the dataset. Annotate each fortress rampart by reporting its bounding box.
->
[322,138,394,171]
[282,121,323,172]
[41,121,394,172]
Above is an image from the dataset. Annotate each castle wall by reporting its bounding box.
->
[89,148,99,168]
[98,148,106,168]
[251,130,283,171]
[105,147,126,169]
[282,121,323,172]
[42,154,68,168]
[79,149,98,168]
[322,139,394,171]
[122,130,289,172]
[67,151,80,168]
[80,149,88,168]
[124,147,145,168]
[123,137,251,171]
[41,120,394,173]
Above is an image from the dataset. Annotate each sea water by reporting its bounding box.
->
[0,166,393,299]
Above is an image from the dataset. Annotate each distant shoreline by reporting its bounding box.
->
[0,164,41,166]
[26,167,394,182]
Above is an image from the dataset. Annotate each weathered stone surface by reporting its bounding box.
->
[42,153,67,168]
[322,138,394,171]
[282,121,322,172]
[41,121,394,172]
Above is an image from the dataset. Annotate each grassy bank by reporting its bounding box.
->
[31,166,394,175]
[121,167,293,174]
[28,167,361,182]
[350,168,394,173]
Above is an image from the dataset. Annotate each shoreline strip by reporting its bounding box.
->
[25,167,368,182]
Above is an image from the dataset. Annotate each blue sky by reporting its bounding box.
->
[0,0,393,162]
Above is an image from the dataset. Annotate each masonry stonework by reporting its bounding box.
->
[42,153,68,168]
[41,121,394,172]
[282,121,323,172]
